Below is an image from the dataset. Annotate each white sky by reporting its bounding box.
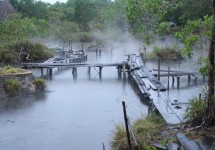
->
[38,0,67,4]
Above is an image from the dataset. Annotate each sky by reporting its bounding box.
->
[39,0,67,4]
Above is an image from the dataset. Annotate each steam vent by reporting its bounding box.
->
[0,0,15,20]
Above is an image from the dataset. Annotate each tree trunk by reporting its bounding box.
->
[204,0,215,126]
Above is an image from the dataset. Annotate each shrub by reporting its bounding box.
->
[146,46,183,61]
[111,115,165,150]
[184,97,205,125]
[4,79,21,96]
[33,78,46,90]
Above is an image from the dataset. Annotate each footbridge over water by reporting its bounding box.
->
[21,54,200,124]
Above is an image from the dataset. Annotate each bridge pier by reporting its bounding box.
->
[177,76,180,89]
[188,75,191,85]
[172,76,175,87]
[41,68,44,76]
[88,67,91,74]
[99,66,103,75]
[72,67,77,74]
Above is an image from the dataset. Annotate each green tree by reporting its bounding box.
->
[74,0,98,31]
[12,0,49,19]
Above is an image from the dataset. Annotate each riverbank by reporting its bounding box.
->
[111,115,215,149]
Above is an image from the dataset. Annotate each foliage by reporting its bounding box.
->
[4,79,21,96]
[184,97,205,125]
[174,15,213,58]
[33,78,46,90]
[78,32,94,42]
[111,115,165,150]
[0,41,53,63]
[146,46,183,61]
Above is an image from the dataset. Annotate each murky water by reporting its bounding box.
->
[0,41,206,150]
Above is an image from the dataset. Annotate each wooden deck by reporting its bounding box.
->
[127,54,197,124]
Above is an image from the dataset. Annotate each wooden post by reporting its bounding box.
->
[167,67,170,90]
[69,40,70,51]
[41,68,43,76]
[71,40,73,51]
[88,67,91,74]
[177,76,180,89]
[72,67,77,74]
[194,77,198,85]
[158,59,160,81]
[172,76,175,87]
[188,75,191,85]
[99,66,103,75]
[122,101,132,150]
[48,68,53,76]
[203,75,205,81]
[82,42,84,51]
[199,93,202,99]
[123,64,126,73]
[102,143,105,150]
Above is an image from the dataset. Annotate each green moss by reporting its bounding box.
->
[4,79,21,96]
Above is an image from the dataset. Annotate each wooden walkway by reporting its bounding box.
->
[21,57,127,76]
[127,54,197,124]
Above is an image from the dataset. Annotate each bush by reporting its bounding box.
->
[146,46,183,61]
[111,115,165,150]
[4,79,21,96]
[0,41,54,63]
[33,78,46,90]
[184,97,205,125]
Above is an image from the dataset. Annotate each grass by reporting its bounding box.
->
[184,96,205,125]
[0,65,26,74]
[4,79,21,96]
[111,115,166,150]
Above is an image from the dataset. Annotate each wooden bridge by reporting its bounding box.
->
[21,54,200,124]
[127,54,199,124]
[21,57,127,76]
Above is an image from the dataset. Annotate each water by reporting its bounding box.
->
[0,41,206,150]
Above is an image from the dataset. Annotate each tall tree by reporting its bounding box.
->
[204,0,215,126]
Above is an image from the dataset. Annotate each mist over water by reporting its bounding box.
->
[0,33,206,150]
